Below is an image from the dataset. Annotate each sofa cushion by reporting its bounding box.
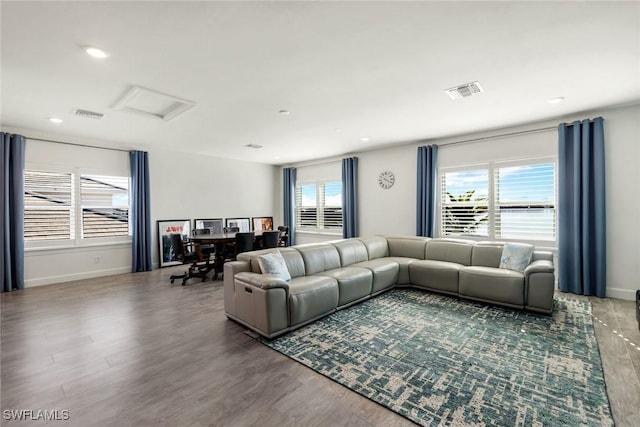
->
[257,250,291,281]
[471,242,504,268]
[386,236,430,259]
[288,276,339,326]
[332,239,369,266]
[315,267,373,307]
[359,236,389,260]
[499,242,534,272]
[459,266,525,307]
[352,258,400,293]
[425,239,474,266]
[296,243,342,275]
[373,257,416,286]
[409,259,463,294]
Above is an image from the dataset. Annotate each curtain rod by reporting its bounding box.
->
[437,125,557,148]
[26,136,131,153]
[438,118,596,148]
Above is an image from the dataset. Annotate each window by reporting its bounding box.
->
[24,171,74,241]
[296,181,342,233]
[80,175,129,238]
[24,169,130,244]
[439,158,556,244]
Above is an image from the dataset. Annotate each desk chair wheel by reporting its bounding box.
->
[170,278,175,284]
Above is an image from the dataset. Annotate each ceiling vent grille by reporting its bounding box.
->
[445,81,483,100]
[244,144,263,149]
[74,109,104,120]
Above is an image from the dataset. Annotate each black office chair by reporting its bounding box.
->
[262,230,280,249]
[168,234,211,285]
[234,232,255,258]
[224,226,240,233]
[193,228,215,259]
[277,226,289,247]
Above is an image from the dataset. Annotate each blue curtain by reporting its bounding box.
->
[283,167,296,246]
[416,145,438,237]
[558,117,606,297]
[130,151,153,272]
[1,133,26,292]
[342,157,359,238]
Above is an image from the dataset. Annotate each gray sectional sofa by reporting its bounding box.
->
[224,236,555,338]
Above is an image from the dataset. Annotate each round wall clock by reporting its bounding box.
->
[378,171,395,189]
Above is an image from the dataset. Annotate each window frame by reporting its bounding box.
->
[295,179,343,235]
[437,156,557,248]
[24,164,132,250]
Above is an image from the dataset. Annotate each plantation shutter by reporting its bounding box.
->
[24,171,73,240]
[440,169,489,237]
[80,175,130,238]
[323,181,342,230]
[494,163,556,241]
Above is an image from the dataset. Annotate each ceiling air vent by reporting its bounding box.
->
[445,81,483,100]
[244,144,263,149]
[74,109,104,119]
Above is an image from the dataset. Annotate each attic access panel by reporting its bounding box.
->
[113,86,196,121]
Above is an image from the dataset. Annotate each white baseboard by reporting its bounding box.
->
[25,267,132,288]
[606,287,637,301]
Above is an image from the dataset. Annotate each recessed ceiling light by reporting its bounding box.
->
[361,137,369,142]
[279,110,290,115]
[273,156,281,159]
[548,97,565,104]
[82,45,110,59]
[48,117,63,124]
[335,128,343,133]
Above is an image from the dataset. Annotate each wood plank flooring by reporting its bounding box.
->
[1,269,639,426]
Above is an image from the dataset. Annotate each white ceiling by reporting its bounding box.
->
[2,1,639,165]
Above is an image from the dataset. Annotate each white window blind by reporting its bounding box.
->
[80,175,130,238]
[24,171,74,241]
[494,163,555,241]
[439,158,556,245]
[440,169,489,236]
[295,181,343,232]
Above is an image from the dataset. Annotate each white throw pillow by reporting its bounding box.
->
[499,242,534,273]
[257,250,291,281]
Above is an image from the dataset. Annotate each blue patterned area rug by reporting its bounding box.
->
[253,288,613,426]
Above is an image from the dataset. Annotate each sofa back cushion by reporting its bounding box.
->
[425,238,474,265]
[358,236,389,260]
[296,243,342,276]
[332,239,369,266]
[238,247,306,278]
[386,236,430,259]
[471,242,504,268]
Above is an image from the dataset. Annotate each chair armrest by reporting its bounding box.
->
[235,272,290,291]
[524,260,554,277]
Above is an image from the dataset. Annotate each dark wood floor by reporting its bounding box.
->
[2,268,639,426]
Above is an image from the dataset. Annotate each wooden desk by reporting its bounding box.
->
[189,231,264,280]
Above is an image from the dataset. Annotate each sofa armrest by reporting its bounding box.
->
[235,272,290,291]
[524,260,554,277]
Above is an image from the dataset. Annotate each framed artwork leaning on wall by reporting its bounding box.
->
[157,219,190,267]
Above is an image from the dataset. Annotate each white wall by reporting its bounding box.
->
[149,148,277,266]
[6,126,277,287]
[283,103,640,300]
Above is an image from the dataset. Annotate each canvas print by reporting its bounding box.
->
[195,218,224,234]
[158,219,190,267]
[252,216,274,231]
[225,217,250,232]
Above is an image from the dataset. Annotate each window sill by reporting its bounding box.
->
[296,230,343,237]
[25,240,131,253]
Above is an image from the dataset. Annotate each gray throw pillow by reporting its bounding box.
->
[499,242,534,272]
[257,250,291,281]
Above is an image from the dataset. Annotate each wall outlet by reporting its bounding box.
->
[94,257,100,264]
